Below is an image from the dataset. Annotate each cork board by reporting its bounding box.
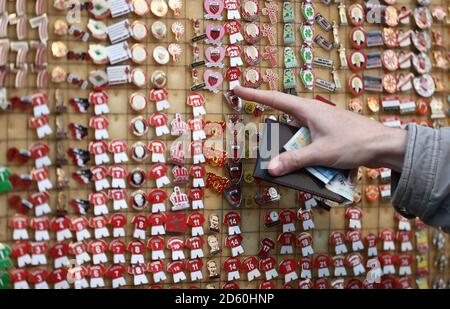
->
[0,0,449,289]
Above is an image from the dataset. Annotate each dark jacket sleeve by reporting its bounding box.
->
[391,124,450,232]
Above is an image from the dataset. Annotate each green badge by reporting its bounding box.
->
[283,23,295,45]
[282,2,294,23]
[283,69,296,90]
[300,44,314,66]
[284,47,298,69]
[301,2,316,23]
[0,167,12,194]
[0,243,12,271]
[300,67,315,90]
[300,23,314,44]
[0,272,10,289]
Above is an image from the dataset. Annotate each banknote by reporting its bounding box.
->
[283,127,339,184]
[325,172,355,202]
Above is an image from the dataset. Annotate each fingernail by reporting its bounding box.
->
[268,158,283,176]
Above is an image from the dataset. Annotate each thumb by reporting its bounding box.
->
[267,145,320,176]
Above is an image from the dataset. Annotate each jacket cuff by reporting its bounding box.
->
[391,124,436,219]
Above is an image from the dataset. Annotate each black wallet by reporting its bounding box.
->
[253,119,348,203]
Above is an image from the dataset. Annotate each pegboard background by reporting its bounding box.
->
[0,0,449,288]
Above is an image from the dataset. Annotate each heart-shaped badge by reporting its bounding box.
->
[204,0,224,20]
[205,46,225,68]
[205,24,225,45]
[204,69,223,93]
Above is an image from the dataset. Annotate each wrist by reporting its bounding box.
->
[369,127,407,172]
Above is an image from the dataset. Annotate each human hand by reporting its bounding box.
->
[233,86,407,176]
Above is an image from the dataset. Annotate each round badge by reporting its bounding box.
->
[382,74,397,94]
[381,49,398,71]
[54,19,68,36]
[348,50,367,71]
[131,141,149,161]
[414,7,432,29]
[131,21,148,41]
[130,92,148,112]
[417,98,429,115]
[243,22,261,44]
[367,96,380,113]
[348,74,365,97]
[131,68,147,88]
[350,27,366,49]
[384,0,397,4]
[151,70,167,88]
[129,168,147,188]
[348,4,365,26]
[366,168,380,180]
[242,0,260,21]
[384,6,398,27]
[412,30,431,52]
[382,28,397,48]
[244,45,261,65]
[413,74,435,97]
[412,52,431,74]
[151,0,168,17]
[153,46,170,64]
[130,190,148,210]
[51,41,68,58]
[151,21,167,40]
[348,98,363,113]
[132,0,150,16]
[131,44,149,64]
[365,185,380,202]
[130,116,149,136]
[243,67,262,88]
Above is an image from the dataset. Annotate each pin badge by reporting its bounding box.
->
[348,74,364,97]
[300,23,314,44]
[382,50,398,71]
[413,74,435,97]
[153,46,170,64]
[382,27,397,48]
[130,116,149,137]
[244,45,261,66]
[205,24,225,45]
[301,2,315,23]
[129,168,147,188]
[205,46,225,68]
[243,22,261,44]
[262,23,276,46]
[262,2,278,24]
[300,44,314,66]
[243,67,262,88]
[151,21,167,40]
[382,74,397,94]
[412,30,431,52]
[204,70,223,93]
[412,52,431,74]
[300,67,315,90]
[348,4,365,26]
[350,27,366,49]
[204,0,224,20]
[384,6,398,27]
[131,141,149,162]
[242,0,260,21]
[414,7,432,29]
[284,47,298,68]
[151,0,168,17]
[263,69,278,91]
[348,50,367,71]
